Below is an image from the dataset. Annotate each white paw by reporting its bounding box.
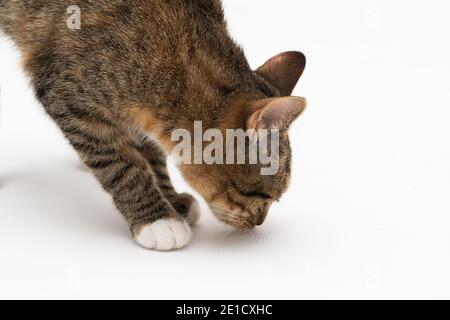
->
[186,199,201,226]
[134,218,192,251]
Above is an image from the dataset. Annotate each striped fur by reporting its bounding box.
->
[0,0,306,249]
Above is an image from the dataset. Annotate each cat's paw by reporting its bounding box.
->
[171,193,201,226]
[134,218,192,251]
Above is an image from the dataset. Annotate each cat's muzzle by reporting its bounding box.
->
[210,206,268,230]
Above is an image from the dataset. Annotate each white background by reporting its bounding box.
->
[1,0,450,299]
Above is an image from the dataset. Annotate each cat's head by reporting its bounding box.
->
[179,51,307,229]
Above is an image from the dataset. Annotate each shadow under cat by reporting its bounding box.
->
[0,156,271,251]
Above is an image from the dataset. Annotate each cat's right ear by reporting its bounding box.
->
[256,51,306,96]
[247,97,307,132]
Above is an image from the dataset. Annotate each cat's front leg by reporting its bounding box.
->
[62,123,192,251]
[138,139,201,226]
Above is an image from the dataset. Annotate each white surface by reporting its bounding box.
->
[1,0,450,299]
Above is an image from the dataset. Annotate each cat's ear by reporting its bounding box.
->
[247,97,307,131]
[256,51,306,96]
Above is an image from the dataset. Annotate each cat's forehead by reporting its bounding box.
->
[253,72,280,98]
[232,161,291,195]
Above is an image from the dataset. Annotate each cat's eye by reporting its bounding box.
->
[231,182,273,200]
[234,187,272,200]
[242,191,273,200]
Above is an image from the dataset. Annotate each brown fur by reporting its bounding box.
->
[0,0,306,237]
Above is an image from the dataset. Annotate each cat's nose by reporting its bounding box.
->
[256,207,270,226]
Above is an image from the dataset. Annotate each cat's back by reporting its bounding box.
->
[1,0,249,112]
[0,0,225,42]
[0,0,231,72]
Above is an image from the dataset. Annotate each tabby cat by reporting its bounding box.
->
[0,0,306,251]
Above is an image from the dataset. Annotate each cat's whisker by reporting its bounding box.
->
[210,205,256,230]
[210,189,232,203]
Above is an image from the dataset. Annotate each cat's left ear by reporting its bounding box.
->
[256,51,306,96]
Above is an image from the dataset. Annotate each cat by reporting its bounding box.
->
[0,0,307,251]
